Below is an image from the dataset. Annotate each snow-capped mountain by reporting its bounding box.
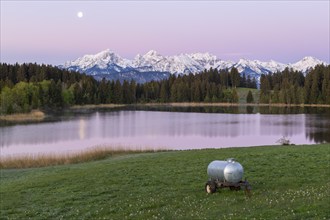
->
[61,49,328,83]
[63,49,132,75]
[130,51,224,74]
[289,56,325,73]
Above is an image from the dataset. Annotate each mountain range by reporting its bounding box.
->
[61,49,328,83]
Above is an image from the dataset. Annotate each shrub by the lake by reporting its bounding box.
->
[0,144,329,219]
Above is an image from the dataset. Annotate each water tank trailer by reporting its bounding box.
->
[205,158,251,194]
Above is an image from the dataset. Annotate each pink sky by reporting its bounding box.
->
[1,1,329,65]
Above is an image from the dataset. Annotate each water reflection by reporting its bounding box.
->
[246,106,254,114]
[0,109,329,156]
[305,115,330,143]
[127,105,330,115]
[79,119,86,140]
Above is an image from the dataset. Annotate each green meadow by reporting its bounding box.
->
[1,144,329,219]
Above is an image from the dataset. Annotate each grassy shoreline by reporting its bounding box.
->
[68,102,330,110]
[0,110,45,122]
[1,144,329,219]
[70,103,125,109]
[0,143,328,169]
[0,147,165,169]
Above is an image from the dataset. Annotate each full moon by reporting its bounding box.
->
[77,11,83,18]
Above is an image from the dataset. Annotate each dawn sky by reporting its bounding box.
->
[1,1,329,65]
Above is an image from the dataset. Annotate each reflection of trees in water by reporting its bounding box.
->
[259,114,305,136]
[304,107,330,115]
[258,106,330,115]
[130,105,330,115]
[204,106,239,114]
[128,106,241,114]
[0,118,86,147]
[246,106,254,114]
[305,115,330,143]
[259,106,304,114]
[2,109,330,149]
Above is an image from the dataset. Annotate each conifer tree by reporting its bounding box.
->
[259,75,271,103]
[98,78,109,103]
[170,83,178,102]
[113,80,123,104]
[122,80,130,104]
[129,80,137,104]
[246,90,254,103]
[230,67,240,88]
[231,89,239,103]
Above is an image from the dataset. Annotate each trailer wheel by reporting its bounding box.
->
[205,181,216,194]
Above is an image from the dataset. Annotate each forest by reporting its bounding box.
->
[0,63,256,114]
[259,65,330,104]
[0,62,329,114]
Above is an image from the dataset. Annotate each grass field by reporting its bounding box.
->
[1,144,329,219]
[237,88,260,104]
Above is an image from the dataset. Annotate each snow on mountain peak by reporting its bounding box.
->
[63,49,132,70]
[290,56,325,73]
[96,48,111,56]
[237,58,249,64]
[145,50,160,57]
[142,50,164,61]
[94,49,118,63]
[187,52,216,61]
[131,50,166,70]
[302,56,319,62]
[62,50,328,83]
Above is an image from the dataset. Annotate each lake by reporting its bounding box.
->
[1,106,330,157]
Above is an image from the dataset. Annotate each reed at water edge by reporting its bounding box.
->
[0,146,166,169]
[0,110,45,122]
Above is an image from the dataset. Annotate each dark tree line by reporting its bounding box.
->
[259,65,330,104]
[0,63,84,87]
[135,68,256,103]
[0,63,257,114]
[0,63,99,113]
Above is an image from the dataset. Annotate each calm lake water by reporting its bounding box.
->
[1,107,330,157]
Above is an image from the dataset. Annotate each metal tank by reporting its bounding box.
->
[207,160,228,182]
[205,158,251,195]
[207,158,243,183]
